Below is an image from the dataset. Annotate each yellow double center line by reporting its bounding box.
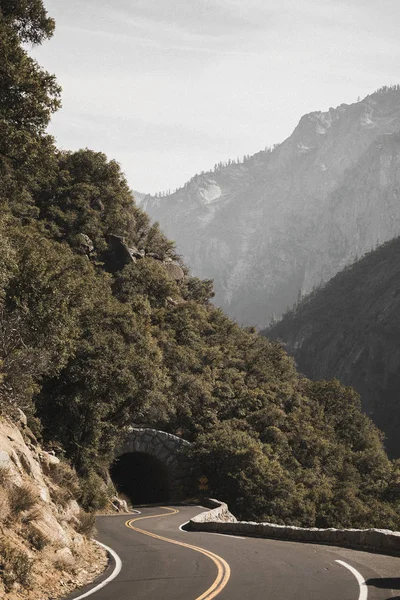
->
[125,507,231,600]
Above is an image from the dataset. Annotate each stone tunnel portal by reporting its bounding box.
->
[110,452,171,504]
[112,428,196,504]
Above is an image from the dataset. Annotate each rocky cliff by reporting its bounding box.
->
[0,414,107,599]
[265,236,400,458]
[141,87,400,327]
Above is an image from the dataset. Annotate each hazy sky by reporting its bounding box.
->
[33,0,400,194]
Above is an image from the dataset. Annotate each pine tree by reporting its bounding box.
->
[0,0,61,215]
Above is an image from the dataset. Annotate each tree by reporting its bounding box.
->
[0,220,101,413]
[0,0,60,216]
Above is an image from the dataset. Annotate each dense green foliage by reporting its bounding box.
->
[266,236,400,460]
[0,0,399,528]
[0,0,60,219]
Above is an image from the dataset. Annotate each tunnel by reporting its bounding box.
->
[110,452,171,504]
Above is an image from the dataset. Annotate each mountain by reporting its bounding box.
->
[141,87,400,327]
[133,190,147,205]
[265,236,400,458]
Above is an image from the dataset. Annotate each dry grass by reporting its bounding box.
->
[47,461,81,509]
[50,484,73,508]
[75,511,96,537]
[0,488,10,523]
[0,465,10,486]
[21,505,42,524]
[54,555,75,571]
[0,537,32,591]
[47,462,80,499]
[25,525,50,551]
[9,484,38,517]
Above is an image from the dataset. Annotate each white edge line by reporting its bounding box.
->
[179,520,245,539]
[179,519,190,532]
[71,540,122,600]
[335,559,368,600]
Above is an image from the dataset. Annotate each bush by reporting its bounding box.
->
[26,415,43,442]
[49,485,73,508]
[79,472,108,512]
[9,484,38,516]
[26,525,49,550]
[0,539,32,591]
[47,461,79,493]
[47,461,81,507]
[20,506,42,524]
[75,510,96,537]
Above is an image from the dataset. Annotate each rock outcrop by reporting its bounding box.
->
[105,234,184,282]
[0,415,107,600]
[141,87,400,327]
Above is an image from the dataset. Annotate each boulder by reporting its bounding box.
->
[166,297,179,306]
[163,262,185,282]
[30,510,70,546]
[147,252,162,261]
[111,496,129,513]
[55,547,75,568]
[77,233,94,255]
[0,450,12,470]
[39,450,60,467]
[107,234,140,270]
[17,409,27,428]
[128,246,145,260]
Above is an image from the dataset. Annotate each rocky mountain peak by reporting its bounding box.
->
[141,87,400,327]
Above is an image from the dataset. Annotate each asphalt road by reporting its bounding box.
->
[67,505,400,600]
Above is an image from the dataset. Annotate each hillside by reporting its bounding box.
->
[142,87,400,327]
[266,236,400,458]
[0,415,107,600]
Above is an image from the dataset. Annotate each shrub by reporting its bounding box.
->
[47,461,81,507]
[79,472,108,512]
[75,511,96,537]
[26,525,49,550]
[26,415,43,442]
[47,461,80,496]
[49,485,73,508]
[9,484,38,516]
[21,506,42,524]
[0,539,32,591]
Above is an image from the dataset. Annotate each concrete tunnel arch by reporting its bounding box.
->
[111,428,195,504]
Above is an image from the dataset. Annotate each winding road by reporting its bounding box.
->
[67,505,400,600]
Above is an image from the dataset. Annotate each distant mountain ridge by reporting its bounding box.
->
[132,190,147,205]
[265,235,400,458]
[141,87,400,327]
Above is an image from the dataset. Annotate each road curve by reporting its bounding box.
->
[66,505,400,600]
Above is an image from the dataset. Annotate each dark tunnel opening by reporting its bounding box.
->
[110,452,171,505]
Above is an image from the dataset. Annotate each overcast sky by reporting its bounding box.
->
[33,0,400,194]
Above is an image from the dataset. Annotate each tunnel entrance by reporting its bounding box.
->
[110,452,171,504]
